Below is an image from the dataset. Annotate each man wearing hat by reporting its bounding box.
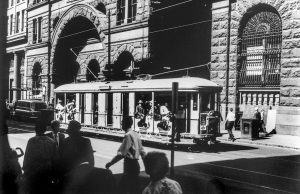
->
[135,100,144,119]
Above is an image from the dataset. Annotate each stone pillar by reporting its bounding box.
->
[252,93,257,106]
[275,94,279,106]
[23,51,27,99]
[269,94,274,106]
[258,93,262,105]
[247,93,251,105]
[263,94,268,106]
[13,52,18,102]
[242,93,246,105]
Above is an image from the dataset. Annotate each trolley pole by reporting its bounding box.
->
[171,82,178,178]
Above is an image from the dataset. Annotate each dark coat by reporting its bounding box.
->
[60,136,94,175]
[45,132,65,149]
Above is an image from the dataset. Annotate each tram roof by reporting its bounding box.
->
[54,77,222,93]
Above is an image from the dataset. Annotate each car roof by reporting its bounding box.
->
[16,100,46,103]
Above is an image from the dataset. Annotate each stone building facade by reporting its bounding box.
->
[23,0,150,101]
[6,0,27,102]
[211,0,300,135]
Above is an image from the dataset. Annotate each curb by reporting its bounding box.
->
[217,137,300,150]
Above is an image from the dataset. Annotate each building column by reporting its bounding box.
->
[13,52,18,102]
[23,51,27,99]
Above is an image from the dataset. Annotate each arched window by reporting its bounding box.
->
[95,3,106,14]
[32,62,42,96]
[86,59,100,82]
[111,51,135,80]
[238,7,282,88]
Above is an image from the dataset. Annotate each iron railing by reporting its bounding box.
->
[238,30,281,88]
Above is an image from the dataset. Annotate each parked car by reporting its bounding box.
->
[14,100,48,120]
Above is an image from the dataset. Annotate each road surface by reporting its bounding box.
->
[7,120,300,193]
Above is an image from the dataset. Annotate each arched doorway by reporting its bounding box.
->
[52,16,100,86]
[237,5,282,109]
[32,62,42,96]
[86,59,100,82]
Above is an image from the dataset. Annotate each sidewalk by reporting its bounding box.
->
[218,129,300,150]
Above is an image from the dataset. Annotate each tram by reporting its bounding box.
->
[53,77,222,141]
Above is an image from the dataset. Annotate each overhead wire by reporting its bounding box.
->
[151,63,210,77]
[151,0,193,13]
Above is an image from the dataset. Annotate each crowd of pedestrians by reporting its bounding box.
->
[1,108,185,194]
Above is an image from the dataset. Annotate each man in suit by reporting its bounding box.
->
[46,120,65,149]
[45,120,65,184]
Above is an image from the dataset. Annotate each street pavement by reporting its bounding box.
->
[218,129,300,150]
[5,120,300,193]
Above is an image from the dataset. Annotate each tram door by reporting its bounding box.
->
[107,93,113,126]
[190,93,199,135]
[93,93,98,125]
[122,93,129,116]
[79,93,85,123]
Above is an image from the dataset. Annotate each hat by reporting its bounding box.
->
[255,107,258,110]
[138,100,143,104]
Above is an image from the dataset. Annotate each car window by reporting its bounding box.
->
[33,103,47,110]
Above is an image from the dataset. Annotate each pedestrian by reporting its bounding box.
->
[260,109,266,133]
[206,109,218,144]
[60,120,94,179]
[45,120,65,182]
[252,107,261,138]
[22,121,57,194]
[225,108,236,141]
[142,151,182,194]
[46,120,65,149]
[174,104,186,142]
[105,116,146,194]
[0,106,23,194]
[63,164,117,194]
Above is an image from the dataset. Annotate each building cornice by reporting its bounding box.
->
[26,41,49,50]
[27,0,49,12]
[103,20,148,35]
[7,33,27,44]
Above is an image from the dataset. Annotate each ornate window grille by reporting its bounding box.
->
[238,11,282,88]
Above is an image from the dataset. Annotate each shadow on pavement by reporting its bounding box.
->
[164,154,300,194]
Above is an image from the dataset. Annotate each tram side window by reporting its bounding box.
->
[65,93,76,121]
[135,92,152,127]
[93,93,98,125]
[135,92,152,118]
[201,93,216,112]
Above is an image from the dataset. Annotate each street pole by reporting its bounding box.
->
[108,10,111,80]
[225,0,232,117]
[171,82,178,178]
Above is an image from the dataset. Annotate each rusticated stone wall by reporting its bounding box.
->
[26,54,49,98]
[211,0,300,135]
